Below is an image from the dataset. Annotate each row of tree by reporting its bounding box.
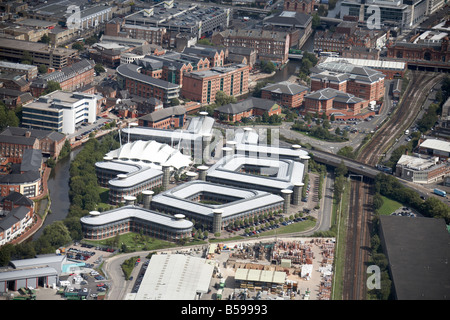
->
[373,173,450,223]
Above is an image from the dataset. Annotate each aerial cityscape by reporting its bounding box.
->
[0,0,449,305]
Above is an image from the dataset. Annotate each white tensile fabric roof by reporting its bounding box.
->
[106,140,192,169]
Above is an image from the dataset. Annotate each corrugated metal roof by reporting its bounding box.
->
[0,267,58,281]
[133,254,214,300]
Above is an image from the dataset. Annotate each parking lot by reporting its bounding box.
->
[31,243,117,300]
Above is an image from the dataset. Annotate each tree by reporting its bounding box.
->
[335,160,348,177]
[197,38,214,46]
[43,81,61,95]
[312,13,321,30]
[94,64,105,74]
[214,91,236,106]
[38,34,51,44]
[38,64,48,74]
[171,98,180,106]
[72,42,84,51]
[21,51,32,65]
[261,61,276,73]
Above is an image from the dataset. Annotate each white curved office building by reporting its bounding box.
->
[80,205,193,241]
[151,180,284,232]
[206,154,305,195]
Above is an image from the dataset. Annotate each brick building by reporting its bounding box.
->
[138,105,186,129]
[0,192,34,246]
[212,29,291,65]
[303,88,369,118]
[30,59,95,97]
[117,63,181,106]
[214,97,281,122]
[283,0,316,14]
[182,46,227,68]
[310,61,385,102]
[181,64,249,105]
[0,127,66,160]
[260,81,309,109]
[0,62,38,81]
[136,52,211,87]
[314,21,388,55]
[387,36,450,63]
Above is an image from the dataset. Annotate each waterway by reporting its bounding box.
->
[264,34,314,83]
[32,147,83,240]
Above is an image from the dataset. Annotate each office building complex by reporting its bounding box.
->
[22,91,97,134]
[261,81,310,109]
[151,180,284,232]
[80,205,193,241]
[181,64,249,104]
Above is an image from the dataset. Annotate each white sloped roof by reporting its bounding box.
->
[106,140,192,169]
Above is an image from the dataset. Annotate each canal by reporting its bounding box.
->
[32,147,83,239]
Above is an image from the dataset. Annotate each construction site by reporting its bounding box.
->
[201,237,336,300]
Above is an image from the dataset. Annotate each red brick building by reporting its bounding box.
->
[116,63,181,106]
[310,62,385,102]
[138,106,186,129]
[260,81,309,109]
[183,46,227,68]
[283,0,316,14]
[0,127,66,159]
[303,88,369,118]
[387,37,450,63]
[30,59,95,97]
[212,29,291,65]
[181,64,249,105]
[214,97,281,122]
[138,52,211,87]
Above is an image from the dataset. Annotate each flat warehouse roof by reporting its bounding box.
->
[419,139,450,153]
[234,268,286,284]
[379,216,450,300]
[132,254,214,300]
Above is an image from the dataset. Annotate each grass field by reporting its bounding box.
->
[378,195,403,215]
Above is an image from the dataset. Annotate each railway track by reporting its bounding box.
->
[342,70,444,300]
[357,71,445,166]
[343,179,372,300]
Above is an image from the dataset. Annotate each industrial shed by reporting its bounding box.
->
[234,268,286,292]
[0,267,58,293]
[0,254,66,293]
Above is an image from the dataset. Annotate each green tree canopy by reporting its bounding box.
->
[43,81,61,95]
[38,64,48,74]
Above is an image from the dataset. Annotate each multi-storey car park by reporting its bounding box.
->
[150,180,284,233]
[124,1,230,38]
